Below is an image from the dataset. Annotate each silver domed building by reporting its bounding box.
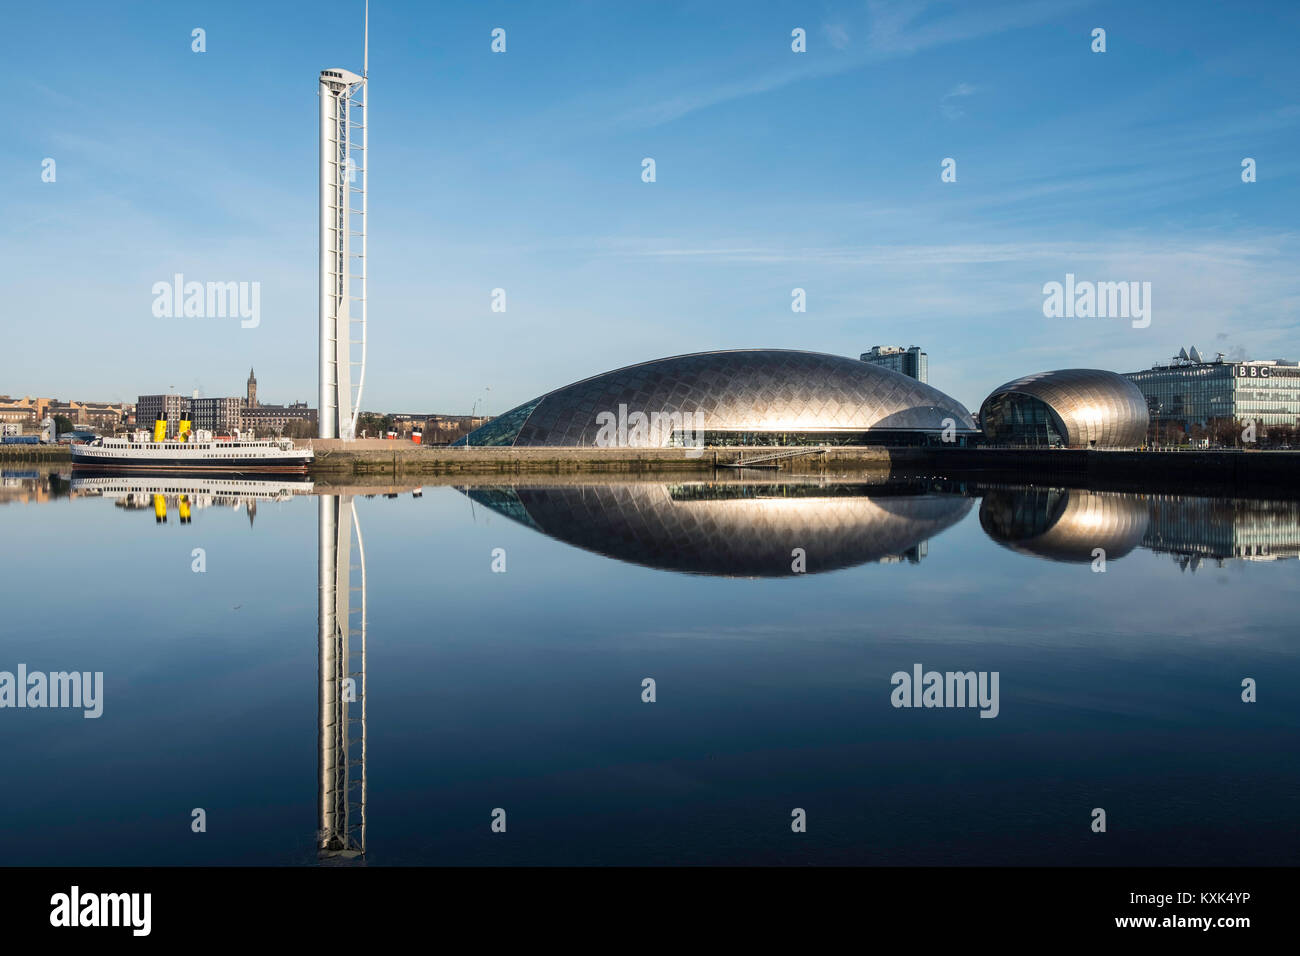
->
[455,349,978,447]
[979,369,1149,448]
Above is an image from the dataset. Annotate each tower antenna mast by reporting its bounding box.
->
[318,2,369,440]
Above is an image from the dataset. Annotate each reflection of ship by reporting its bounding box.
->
[979,487,1149,562]
[71,475,314,524]
[979,485,1300,568]
[317,494,367,862]
[461,480,973,576]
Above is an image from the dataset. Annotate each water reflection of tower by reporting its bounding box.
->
[317,494,366,861]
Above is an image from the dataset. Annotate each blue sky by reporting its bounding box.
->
[4,0,1298,414]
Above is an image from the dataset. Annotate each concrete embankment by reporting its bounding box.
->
[12,439,1291,496]
[305,440,1300,495]
[0,445,70,463]
[894,447,1300,494]
[897,447,1300,495]
[307,439,891,476]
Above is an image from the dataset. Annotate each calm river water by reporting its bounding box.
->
[0,470,1296,865]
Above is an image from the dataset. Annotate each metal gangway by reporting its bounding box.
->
[718,447,828,470]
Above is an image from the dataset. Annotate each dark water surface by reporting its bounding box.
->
[1,470,1296,865]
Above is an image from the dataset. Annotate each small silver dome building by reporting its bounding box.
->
[455,349,978,447]
[979,369,1149,448]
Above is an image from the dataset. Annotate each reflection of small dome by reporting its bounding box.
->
[463,482,973,576]
[455,350,977,447]
[980,369,1148,448]
[979,487,1149,562]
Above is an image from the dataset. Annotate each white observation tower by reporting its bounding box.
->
[318,4,369,439]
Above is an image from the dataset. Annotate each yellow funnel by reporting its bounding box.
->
[178,419,192,442]
[153,417,167,443]
[179,495,191,523]
[153,494,167,523]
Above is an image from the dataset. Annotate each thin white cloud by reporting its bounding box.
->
[941,81,977,118]
[614,0,1088,128]
[823,23,851,50]
[866,0,1085,55]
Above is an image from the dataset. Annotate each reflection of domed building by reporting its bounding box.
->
[462,481,973,576]
[980,369,1148,448]
[979,487,1149,562]
[455,350,978,447]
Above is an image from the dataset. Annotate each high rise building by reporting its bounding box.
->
[860,346,928,383]
[141,371,316,438]
[135,394,189,437]
[191,396,245,435]
[1123,348,1300,434]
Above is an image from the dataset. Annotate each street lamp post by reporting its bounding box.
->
[467,388,490,450]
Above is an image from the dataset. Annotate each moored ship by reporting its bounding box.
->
[71,417,313,474]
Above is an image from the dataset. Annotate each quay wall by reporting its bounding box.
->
[10,439,1293,496]
[304,440,1299,494]
[0,445,71,463]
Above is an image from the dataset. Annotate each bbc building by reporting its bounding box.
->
[1123,349,1300,434]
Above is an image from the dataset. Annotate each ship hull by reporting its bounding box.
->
[71,449,312,474]
[70,460,311,475]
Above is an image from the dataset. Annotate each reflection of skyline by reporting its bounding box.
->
[0,469,70,506]
[462,481,973,577]
[981,486,1300,569]
[318,494,367,862]
[979,487,1149,563]
[1144,494,1300,567]
[2,470,1297,868]
[13,470,1300,578]
[463,479,1300,575]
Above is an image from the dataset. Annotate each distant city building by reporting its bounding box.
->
[47,400,131,432]
[139,370,316,438]
[860,346,928,384]
[136,394,189,437]
[191,396,245,435]
[1123,348,1300,434]
[1,397,129,435]
[0,396,43,430]
[240,401,316,435]
[383,413,488,443]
